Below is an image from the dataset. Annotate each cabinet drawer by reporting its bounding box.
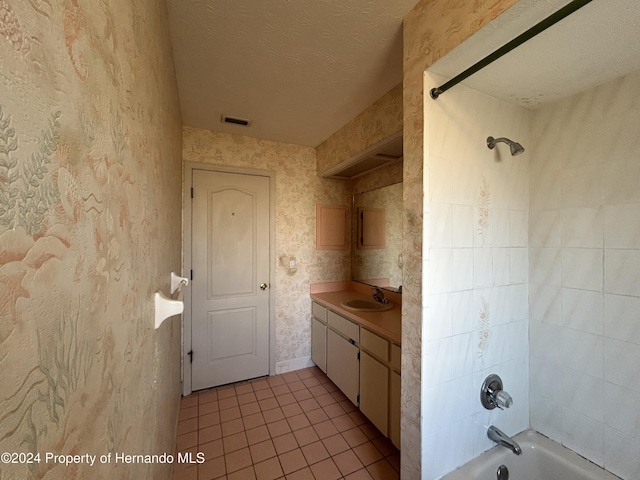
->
[327,310,359,342]
[390,343,401,371]
[312,302,327,323]
[360,328,389,362]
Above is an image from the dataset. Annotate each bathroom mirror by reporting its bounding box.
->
[351,182,403,292]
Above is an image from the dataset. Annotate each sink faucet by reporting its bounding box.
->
[372,287,389,304]
[487,426,521,455]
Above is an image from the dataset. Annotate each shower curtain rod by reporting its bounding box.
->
[430,0,593,100]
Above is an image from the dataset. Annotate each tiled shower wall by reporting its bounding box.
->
[422,72,530,479]
[529,71,640,480]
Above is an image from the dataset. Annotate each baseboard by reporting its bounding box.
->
[275,356,315,374]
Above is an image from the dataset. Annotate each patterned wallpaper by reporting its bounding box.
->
[182,127,351,369]
[316,83,402,175]
[0,0,183,478]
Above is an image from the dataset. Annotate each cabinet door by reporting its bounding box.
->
[389,370,401,449]
[311,317,327,373]
[327,329,359,405]
[360,351,389,436]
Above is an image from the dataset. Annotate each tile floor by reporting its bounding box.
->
[174,366,400,480]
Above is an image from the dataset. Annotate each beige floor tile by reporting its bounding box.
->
[173,368,398,480]
[223,432,248,453]
[179,406,198,421]
[181,395,199,409]
[255,388,275,400]
[366,459,399,480]
[199,425,222,444]
[312,419,339,440]
[286,413,311,432]
[222,418,245,437]
[199,401,220,416]
[344,468,375,480]
[241,402,262,417]
[228,465,256,480]
[199,439,224,460]
[272,433,298,455]
[225,447,253,474]
[342,427,369,448]
[198,455,226,480]
[281,403,304,418]
[352,441,383,466]
[322,434,350,456]
[309,458,341,480]
[199,390,218,404]
[278,448,307,475]
[305,408,329,425]
[285,466,314,480]
[254,456,284,480]
[333,449,364,476]
[200,412,221,428]
[178,417,198,436]
[249,439,277,464]
[300,441,330,465]
[177,431,198,451]
[246,425,271,446]
[243,412,266,430]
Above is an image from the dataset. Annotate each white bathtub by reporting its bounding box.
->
[443,430,620,480]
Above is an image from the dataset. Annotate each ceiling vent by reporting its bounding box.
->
[221,114,251,127]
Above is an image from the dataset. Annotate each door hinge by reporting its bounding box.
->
[187,350,193,363]
[191,187,194,199]
[190,269,193,281]
[357,394,360,404]
[357,351,360,360]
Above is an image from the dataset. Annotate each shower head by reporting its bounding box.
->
[487,136,525,156]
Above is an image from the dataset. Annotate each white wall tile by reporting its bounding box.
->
[452,290,475,335]
[604,203,640,249]
[530,248,562,286]
[561,288,603,335]
[604,382,640,440]
[509,247,528,284]
[605,338,640,392]
[426,293,453,341]
[603,156,640,205]
[530,392,563,442]
[562,329,603,378]
[510,210,528,247]
[473,247,493,288]
[562,408,605,467]
[562,163,602,209]
[453,248,474,291]
[530,320,563,364]
[561,207,603,248]
[429,203,453,248]
[529,210,561,247]
[605,427,640,480]
[529,284,561,323]
[561,248,603,291]
[426,337,452,386]
[453,205,475,247]
[604,249,640,297]
[562,368,605,422]
[604,293,640,345]
[509,284,529,321]
[492,248,510,286]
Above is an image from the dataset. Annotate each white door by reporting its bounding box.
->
[191,169,270,390]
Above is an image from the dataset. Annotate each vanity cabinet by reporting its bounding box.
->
[310,300,401,449]
[311,302,328,373]
[327,329,360,405]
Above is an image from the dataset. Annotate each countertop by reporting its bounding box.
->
[310,289,401,345]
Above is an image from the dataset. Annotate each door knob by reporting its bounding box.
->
[260,283,268,290]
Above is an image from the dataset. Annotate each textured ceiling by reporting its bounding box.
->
[429,0,640,109]
[166,0,419,147]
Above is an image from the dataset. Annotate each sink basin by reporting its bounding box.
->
[341,298,394,312]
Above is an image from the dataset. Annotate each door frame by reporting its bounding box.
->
[183,162,276,396]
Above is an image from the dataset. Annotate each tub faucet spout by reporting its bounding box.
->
[487,426,521,455]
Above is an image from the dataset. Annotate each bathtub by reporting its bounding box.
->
[443,430,620,480]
